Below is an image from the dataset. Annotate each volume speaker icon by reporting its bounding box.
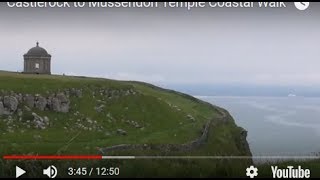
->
[43,165,58,178]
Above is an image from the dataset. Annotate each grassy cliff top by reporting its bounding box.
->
[0,71,252,177]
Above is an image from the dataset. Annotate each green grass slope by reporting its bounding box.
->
[0,71,252,177]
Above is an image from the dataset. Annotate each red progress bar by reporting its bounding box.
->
[3,155,102,160]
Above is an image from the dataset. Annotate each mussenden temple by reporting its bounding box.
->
[23,42,51,75]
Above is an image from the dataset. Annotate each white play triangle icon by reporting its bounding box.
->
[16,166,26,178]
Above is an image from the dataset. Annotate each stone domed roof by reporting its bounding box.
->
[25,42,50,56]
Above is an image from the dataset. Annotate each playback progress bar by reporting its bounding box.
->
[3,155,320,160]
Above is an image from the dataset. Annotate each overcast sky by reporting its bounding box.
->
[1,2,320,88]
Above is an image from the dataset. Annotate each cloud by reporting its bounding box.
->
[1,5,320,88]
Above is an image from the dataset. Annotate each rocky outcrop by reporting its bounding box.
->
[51,93,70,113]
[24,95,35,108]
[0,101,4,115]
[0,89,77,114]
[3,96,19,112]
[0,87,137,116]
[32,112,50,130]
[35,95,47,111]
[26,93,70,113]
[0,96,19,115]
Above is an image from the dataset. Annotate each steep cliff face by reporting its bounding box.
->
[238,127,252,156]
[224,111,252,157]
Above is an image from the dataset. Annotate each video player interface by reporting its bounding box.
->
[0,1,319,178]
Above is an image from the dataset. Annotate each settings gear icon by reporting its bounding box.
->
[246,165,258,178]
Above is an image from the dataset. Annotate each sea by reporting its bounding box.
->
[198,96,320,159]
